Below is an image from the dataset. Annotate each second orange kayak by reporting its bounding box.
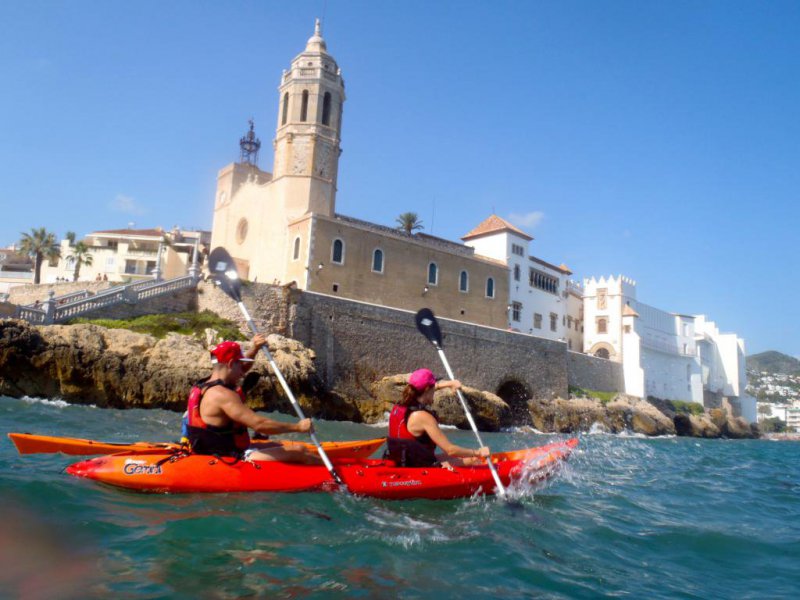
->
[8,432,386,460]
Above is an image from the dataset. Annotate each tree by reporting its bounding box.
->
[65,231,76,246]
[66,241,94,282]
[395,212,424,235]
[18,227,60,284]
[759,417,787,434]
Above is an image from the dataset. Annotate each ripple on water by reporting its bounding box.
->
[2,396,800,598]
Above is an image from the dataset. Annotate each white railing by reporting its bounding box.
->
[14,275,197,324]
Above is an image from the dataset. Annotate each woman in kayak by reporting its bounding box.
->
[386,368,490,468]
[185,337,321,464]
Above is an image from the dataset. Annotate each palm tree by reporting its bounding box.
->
[396,212,424,235]
[18,227,60,284]
[65,231,76,246]
[66,241,94,282]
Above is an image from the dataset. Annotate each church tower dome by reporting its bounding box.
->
[272,18,345,218]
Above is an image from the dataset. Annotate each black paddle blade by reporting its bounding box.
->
[415,308,443,349]
[207,247,242,302]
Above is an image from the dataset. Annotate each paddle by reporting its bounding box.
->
[207,247,343,486]
[414,308,508,499]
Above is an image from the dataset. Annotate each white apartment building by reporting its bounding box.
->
[462,215,582,342]
[40,227,210,283]
[583,275,756,422]
[758,401,800,432]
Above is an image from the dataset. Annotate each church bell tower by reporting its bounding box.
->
[272,19,345,219]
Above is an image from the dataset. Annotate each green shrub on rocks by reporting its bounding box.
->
[68,310,245,341]
[568,385,616,404]
[669,400,705,416]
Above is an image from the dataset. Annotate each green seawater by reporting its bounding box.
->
[1,395,799,599]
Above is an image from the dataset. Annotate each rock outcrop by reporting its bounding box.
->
[528,395,677,436]
[0,319,322,414]
[0,319,760,437]
[369,374,511,431]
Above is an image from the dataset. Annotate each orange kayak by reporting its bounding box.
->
[8,432,386,460]
[66,438,578,499]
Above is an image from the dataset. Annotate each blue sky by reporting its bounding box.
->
[1,1,798,357]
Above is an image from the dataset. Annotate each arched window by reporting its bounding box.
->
[595,348,610,359]
[300,90,309,122]
[427,262,438,286]
[513,264,520,281]
[486,277,495,298]
[292,237,301,260]
[322,92,332,126]
[459,270,469,293]
[281,93,289,125]
[331,239,344,264]
[372,248,384,273]
[597,318,608,334]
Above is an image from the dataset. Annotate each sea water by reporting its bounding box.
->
[1,395,798,599]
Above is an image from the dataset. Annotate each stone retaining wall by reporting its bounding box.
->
[195,281,292,336]
[289,291,571,401]
[567,350,624,393]
[71,287,198,321]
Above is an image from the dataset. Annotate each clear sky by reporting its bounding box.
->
[2,1,798,357]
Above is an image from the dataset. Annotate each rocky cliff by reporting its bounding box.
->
[0,319,758,437]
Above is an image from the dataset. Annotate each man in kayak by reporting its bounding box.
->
[185,337,321,464]
[386,368,490,468]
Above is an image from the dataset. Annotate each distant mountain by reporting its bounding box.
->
[747,351,800,375]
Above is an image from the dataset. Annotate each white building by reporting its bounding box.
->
[583,275,756,422]
[462,215,582,342]
[0,246,34,295]
[40,227,210,284]
[758,401,800,432]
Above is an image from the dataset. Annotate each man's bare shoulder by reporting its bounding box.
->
[203,385,241,406]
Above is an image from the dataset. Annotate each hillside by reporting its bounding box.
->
[746,351,800,375]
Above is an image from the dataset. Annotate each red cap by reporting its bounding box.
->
[408,368,436,391]
[210,341,254,365]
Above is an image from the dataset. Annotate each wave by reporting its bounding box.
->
[364,412,390,428]
[19,396,96,409]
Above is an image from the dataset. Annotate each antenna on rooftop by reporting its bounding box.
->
[239,119,261,166]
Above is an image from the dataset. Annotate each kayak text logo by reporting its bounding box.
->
[381,479,422,488]
[123,459,163,476]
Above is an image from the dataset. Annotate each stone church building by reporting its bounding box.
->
[211,21,511,329]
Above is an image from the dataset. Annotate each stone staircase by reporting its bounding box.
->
[14,275,198,324]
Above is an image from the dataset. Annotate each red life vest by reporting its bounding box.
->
[387,404,438,467]
[185,378,251,457]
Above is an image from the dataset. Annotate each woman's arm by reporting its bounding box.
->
[412,411,489,459]
[434,379,461,392]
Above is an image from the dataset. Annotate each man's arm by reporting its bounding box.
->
[242,334,267,374]
[219,393,312,436]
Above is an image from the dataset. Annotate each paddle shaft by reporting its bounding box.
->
[236,300,342,484]
[435,347,507,498]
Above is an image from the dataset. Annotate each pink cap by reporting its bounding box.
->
[210,341,254,365]
[408,368,436,391]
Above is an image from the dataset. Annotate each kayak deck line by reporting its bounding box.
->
[8,432,386,460]
[64,438,578,500]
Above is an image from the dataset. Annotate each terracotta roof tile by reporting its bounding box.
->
[461,215,533,241]
[91,228,164,237]
[622,305,640,318]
